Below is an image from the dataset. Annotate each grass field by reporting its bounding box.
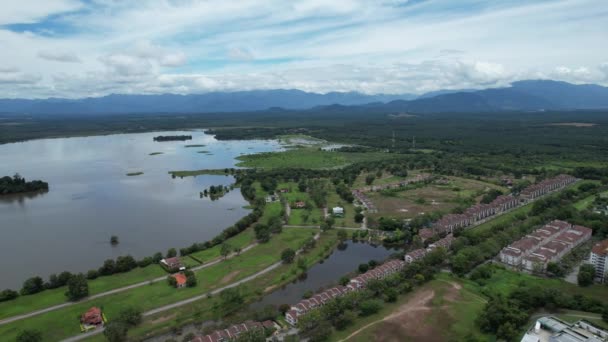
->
[326,190,359,227]
[0,264,167,320]
[330,273,489,342]
[106,229,339,341]
[189,229,256,263]
[367,176,502,221]
[0,228,316,341]
[235,148,398,169]
[574,190,608,210]
[276,182,324,225]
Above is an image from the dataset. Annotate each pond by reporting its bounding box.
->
[251,241,402,309]
[0,130,282,289]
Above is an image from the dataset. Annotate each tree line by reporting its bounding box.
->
[0,174,48,195]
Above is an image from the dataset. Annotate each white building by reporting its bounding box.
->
[589,239,608,283]
[332,206,344,217]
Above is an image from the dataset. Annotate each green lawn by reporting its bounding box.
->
[0,264,166,320]
[0,228,316,341]
[189,229,255,263]
[236,148,398,169]
[574,190,608,210]
[327,191,359,228]
[261,202,283,224]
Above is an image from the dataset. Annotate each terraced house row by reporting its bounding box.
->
[193,320,276,342]
[404,233,455,263]
[285,259,406,325]
[498,220,592,271]
[430,174,576,236]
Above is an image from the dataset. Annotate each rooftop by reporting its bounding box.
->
[592,240,608,257]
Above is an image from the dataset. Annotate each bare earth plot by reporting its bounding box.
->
[341,277,488,342]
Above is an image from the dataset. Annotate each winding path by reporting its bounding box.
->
[0,242,259,326]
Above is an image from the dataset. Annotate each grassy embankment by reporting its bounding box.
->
[0,228,317,341]
[90,229,339,341]
[235,148,399,169]
[0,227,261,321]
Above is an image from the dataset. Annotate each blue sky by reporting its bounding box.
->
[0,0,607,98]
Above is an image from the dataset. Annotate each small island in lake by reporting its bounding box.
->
[153,135,192,142]
[0,174,49,195]
[126,172,144,176]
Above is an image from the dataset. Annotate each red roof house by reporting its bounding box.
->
[81,307,103,326]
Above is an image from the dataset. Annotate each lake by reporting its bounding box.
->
[0,130,282,289]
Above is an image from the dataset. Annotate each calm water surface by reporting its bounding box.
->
[0,131,282,289]
[251,241,401,309]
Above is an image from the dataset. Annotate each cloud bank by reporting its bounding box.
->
[0,0,606,98]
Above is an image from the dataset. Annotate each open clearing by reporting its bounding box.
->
[368,176,505,220]
[335,274,488,342]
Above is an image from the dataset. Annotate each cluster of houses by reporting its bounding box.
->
[429,175,577,238]
[404,234,455,263]
[498,220,592,271]
[285,259,406,326]
[192,320,277,342]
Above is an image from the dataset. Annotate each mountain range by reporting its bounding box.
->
[0,80,606,115]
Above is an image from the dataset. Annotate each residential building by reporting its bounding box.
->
[193,320,275,342]
[81,307,103,327]
[404,248,427,263]
[521,316,608,342]
[332,206,344,217]
[285,259,406,325]
[172,273,187,288]
[161,257,185,271]
[589,239,608,283]
[499,221,592,271]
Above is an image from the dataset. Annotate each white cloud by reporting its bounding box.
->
[0,0,607,98]
[228,47,255,61]
[38,51,81,63]
[0,0,82,25]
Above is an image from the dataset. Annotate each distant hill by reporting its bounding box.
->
[0,80,606,115]
[0,90,415,115]
[371,80,608,113]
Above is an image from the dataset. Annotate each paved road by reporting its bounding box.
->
[0,243,258,326]
[61,232,321,342]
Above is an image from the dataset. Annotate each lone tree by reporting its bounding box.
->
[281,248,296,264]
[16,329,42,342]
[110,235,119,245]
[103,321,128,342]
[65,274,88,301]
[221,243,232,260]
[337,230,348,241]
[117,307,142,327]
[577,264,596,287]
